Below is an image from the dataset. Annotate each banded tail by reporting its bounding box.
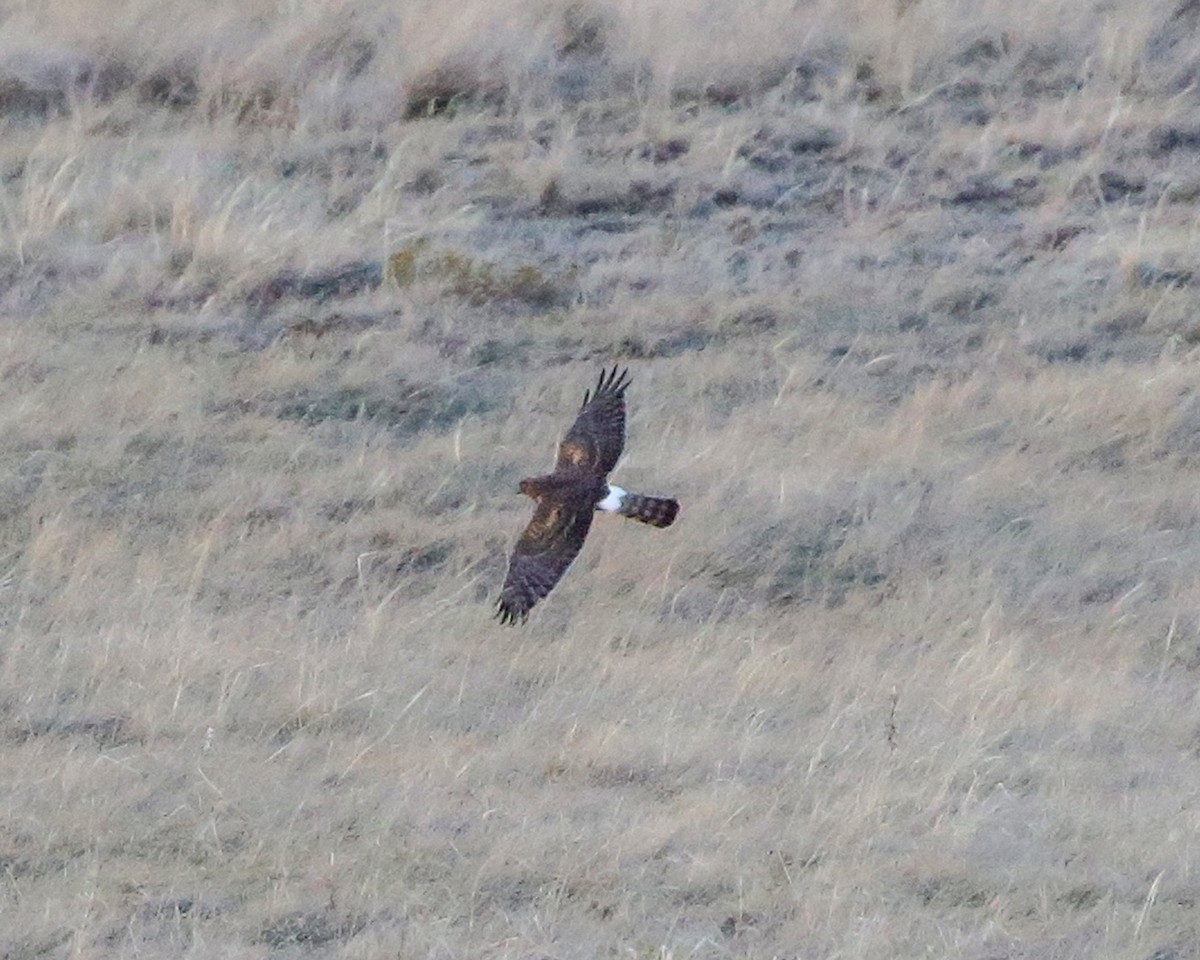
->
[597,485,679,528]
[620,493,679,527]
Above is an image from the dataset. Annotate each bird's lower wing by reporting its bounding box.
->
[496,499,594,624]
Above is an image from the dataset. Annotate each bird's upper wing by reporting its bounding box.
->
[554,366,629,477]
[496,494,595,625]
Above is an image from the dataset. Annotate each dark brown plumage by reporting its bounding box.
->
[496,366,679,625]
[555,365,628,476]
[615,491,679,528]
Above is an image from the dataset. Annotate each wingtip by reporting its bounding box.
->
[581,365,631,406]
[494,601,528,626]
[600,364,630,395]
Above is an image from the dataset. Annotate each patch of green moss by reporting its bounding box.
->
[386,244,573,309]
[277,379,492,436]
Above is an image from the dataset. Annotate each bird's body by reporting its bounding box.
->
[519,472,606,504]
[496,366,679,625]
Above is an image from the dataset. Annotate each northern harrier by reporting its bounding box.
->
[496,366,679,625]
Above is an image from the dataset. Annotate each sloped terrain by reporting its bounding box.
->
[4,0,1200,956]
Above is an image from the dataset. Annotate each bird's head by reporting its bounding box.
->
[518,478,534,497]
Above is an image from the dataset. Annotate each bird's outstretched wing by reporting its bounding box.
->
[496,494,595,625]
[554,366,629,477]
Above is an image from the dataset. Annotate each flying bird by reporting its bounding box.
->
[496,366,679,625]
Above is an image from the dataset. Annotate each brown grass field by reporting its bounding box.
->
[4,0,1200,956]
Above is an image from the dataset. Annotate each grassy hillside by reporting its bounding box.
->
[4,0,1200,956]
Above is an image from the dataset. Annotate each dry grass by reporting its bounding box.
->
[4,0,1200,956]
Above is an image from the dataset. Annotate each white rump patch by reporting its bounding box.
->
[597,485,626,512]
